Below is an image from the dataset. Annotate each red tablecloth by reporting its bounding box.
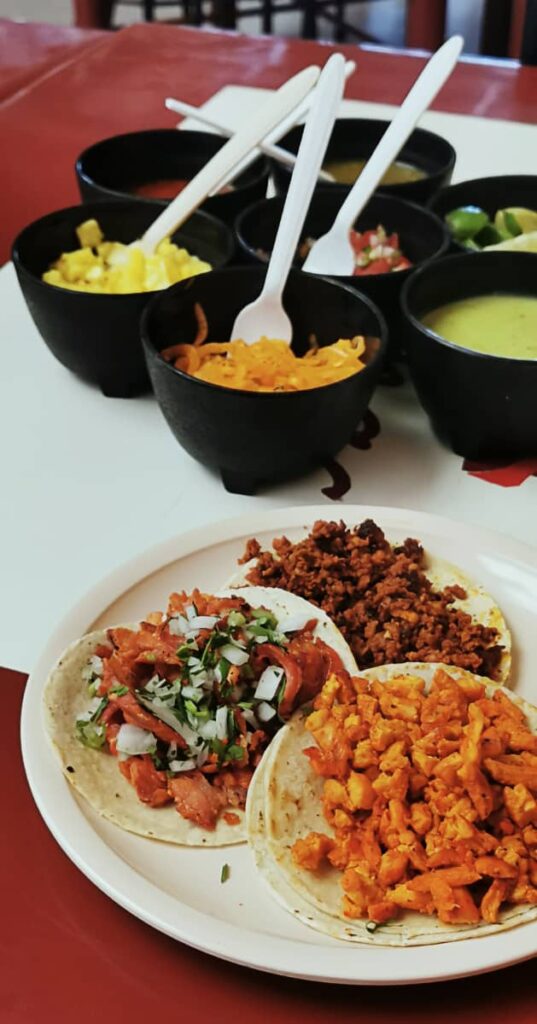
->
[4,666,536,1019]
[0,19,104,102]
[1,21,537,263]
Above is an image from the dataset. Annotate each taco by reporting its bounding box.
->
[229,519,511,683]
[247,663,537,945]
[44,586,357,847]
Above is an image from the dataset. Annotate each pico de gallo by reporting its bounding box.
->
[75,590,348,831]
[350,224,412,276]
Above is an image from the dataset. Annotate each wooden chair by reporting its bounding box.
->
[211,2,387,42]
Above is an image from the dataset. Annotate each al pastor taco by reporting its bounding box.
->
[247,663,537,944]
[44,586,356,846]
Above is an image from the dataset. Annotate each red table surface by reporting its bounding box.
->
[3,665,536,1021]
[0,19,104,102]
[1,21,537,264]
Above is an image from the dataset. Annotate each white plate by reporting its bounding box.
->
[21,504,537,985]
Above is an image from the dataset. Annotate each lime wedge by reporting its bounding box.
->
[485,231,537,253]
[494,207,537,235]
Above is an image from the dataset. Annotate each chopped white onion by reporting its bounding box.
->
[169,758,196,772]
[182,685,203,700]
[199,719,217,741]
[77,696,104,722]
[196,747,209,768]
[220,643,250,666]
[215,705,229,740]
[188,615,219,631]
[82,655,104,681]
[116,724,157,756]
[257,701,277,723]
[185,604,197,621]
[137,693,197,745]
[241,708,257,727]
[276,613,312,634]
[254,665,284,701]
[168,615,190,636]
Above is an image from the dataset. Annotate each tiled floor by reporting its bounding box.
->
[0,0,485,53]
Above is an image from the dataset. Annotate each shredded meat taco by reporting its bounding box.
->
[247,663,537,945]
[230,519,511,683]
[44,586,357,846]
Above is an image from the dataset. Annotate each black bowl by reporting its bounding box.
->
[76,129,270,227]
[272,119,456,206]
[401,251,537,460]
[12,200,235,398]
[235,192,449,349]
[141,267,388,493]
[429,174,537,253]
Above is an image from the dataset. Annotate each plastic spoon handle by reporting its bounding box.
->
[164,97,334,183]
[265,55,346,298]
[139,65,320,255]
[209,58,355,188]
[230,53,346,345]
[303,35,463,275]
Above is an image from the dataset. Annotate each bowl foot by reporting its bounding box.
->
[220,469,258,495]
[98,376,150,399]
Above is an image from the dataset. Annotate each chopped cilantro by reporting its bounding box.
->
[227,610,246,627]
[76,720,106,750]
[109,684,129,697]
[220,863,230,884]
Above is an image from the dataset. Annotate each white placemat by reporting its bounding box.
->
[3,89,537,673]
[181,87,537,180]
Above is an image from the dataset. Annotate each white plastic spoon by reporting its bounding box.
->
[164,59,356,188]
[230,53,346,346]
[138,64,320,256]
[303,35,464,276]
[165,96,335,183]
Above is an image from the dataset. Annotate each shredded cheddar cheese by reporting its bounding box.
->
[161,335,367,392]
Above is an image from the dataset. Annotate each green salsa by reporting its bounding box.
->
[422,294,537,360]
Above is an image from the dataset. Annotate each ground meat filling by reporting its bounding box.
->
[239,520,503,680]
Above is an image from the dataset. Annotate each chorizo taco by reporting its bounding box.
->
[247,663,537,945]
[44,586,357,847]
[229,519,511,683]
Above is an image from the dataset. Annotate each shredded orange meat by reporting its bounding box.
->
[291,669,537,927]
[160,335,366,392]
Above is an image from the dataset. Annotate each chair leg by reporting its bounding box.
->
[480,0,513,56]
[73,0,113,28]
[405,0,446,49]
[521,0,537,62]
[186,0,204,24]
[262,0,272,33]
[302,0,317,38]
[335,0,346,41]
[211,1,237,27]
[143,0,154,21]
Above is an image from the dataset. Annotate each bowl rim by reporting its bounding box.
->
[140,265,389,400]
[11,199,235,302]
[75,127,271,202]
[429,172,537,208]
[274,117,457,178]
[400,250,537,365]
[234,191,451,278]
